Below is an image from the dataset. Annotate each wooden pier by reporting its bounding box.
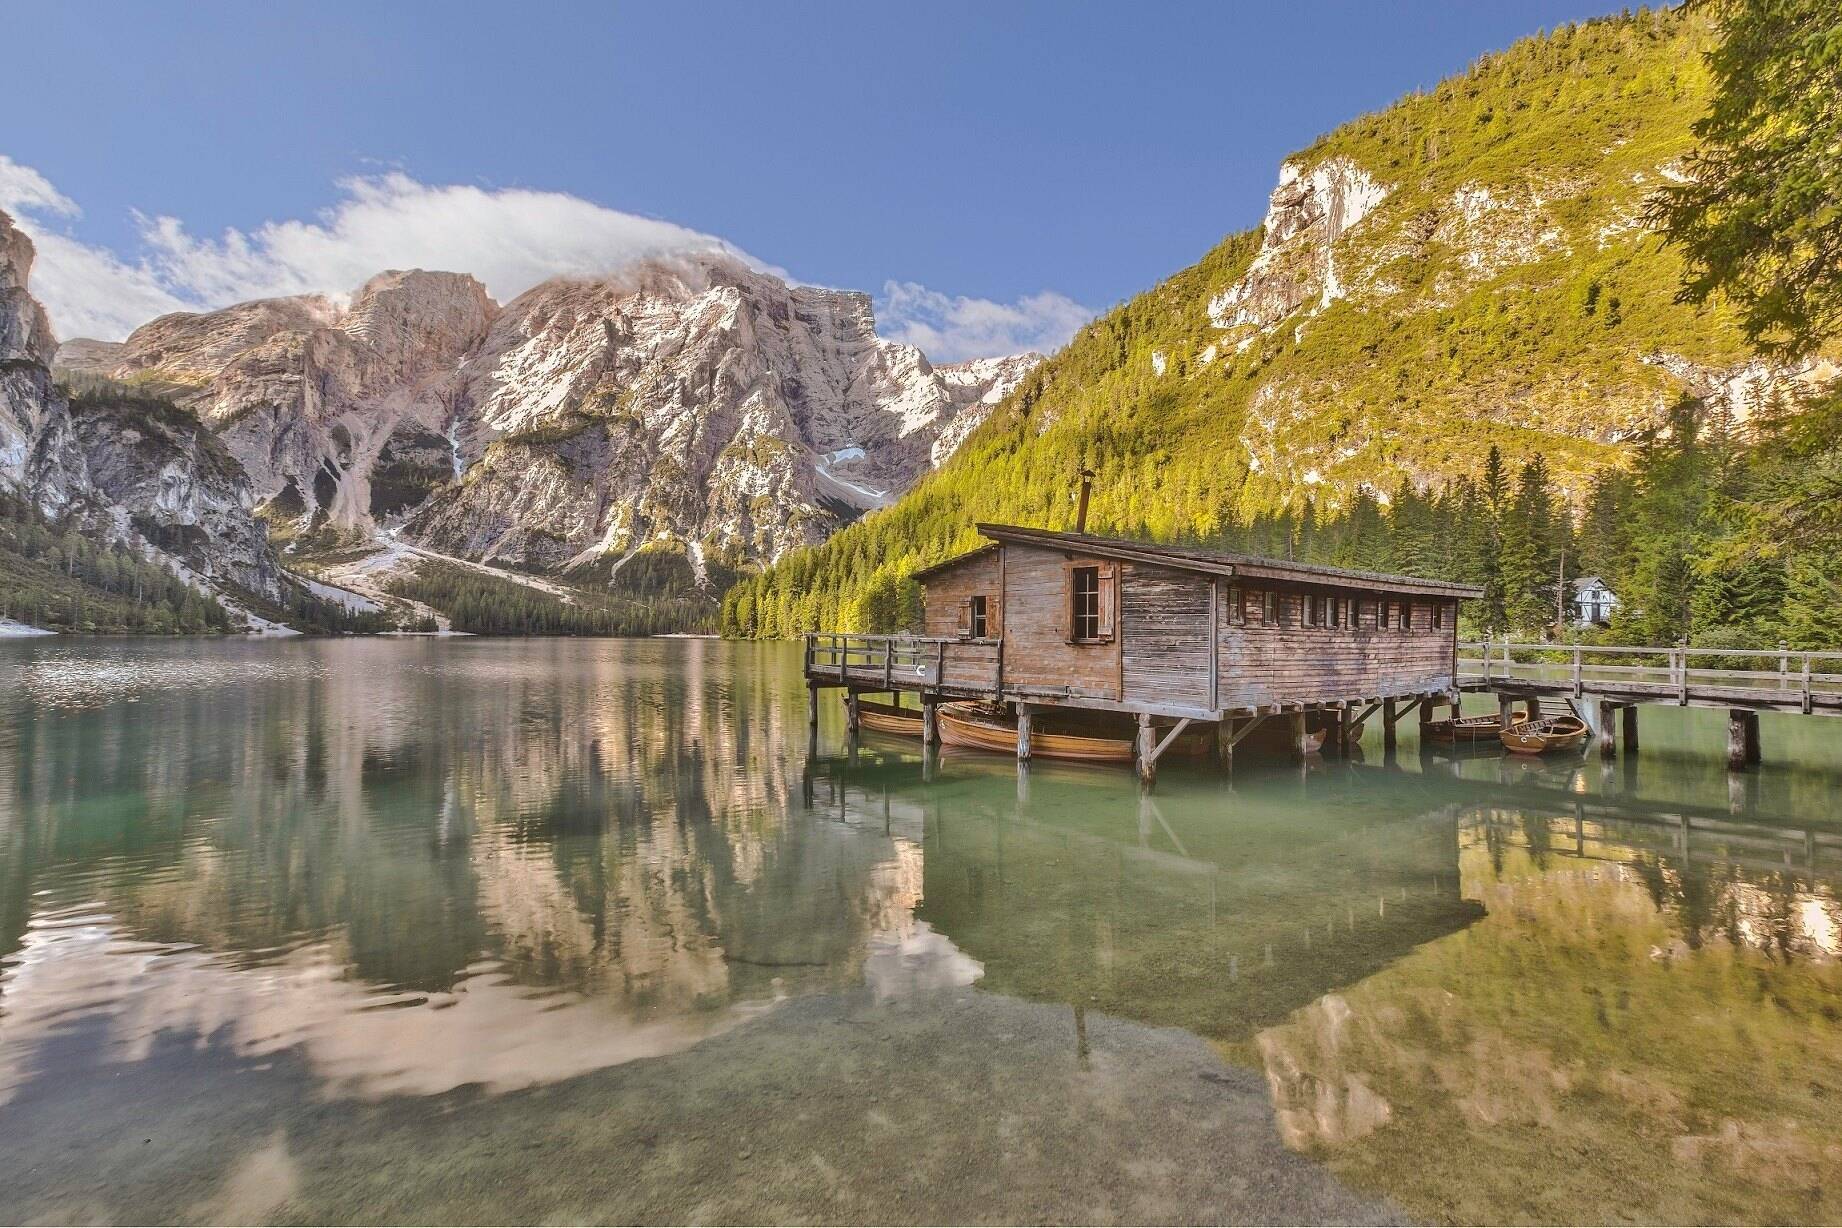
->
[1458,641,1842,769]
[806,523,1482,787]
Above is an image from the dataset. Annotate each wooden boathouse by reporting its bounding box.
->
[804,522,1483,783]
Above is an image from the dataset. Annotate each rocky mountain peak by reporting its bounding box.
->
[0,210,58,370]
[340,269,497,382]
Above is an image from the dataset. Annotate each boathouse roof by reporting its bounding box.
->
[912,523,1483,599]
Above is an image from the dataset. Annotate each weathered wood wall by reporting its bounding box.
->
[916,540,1459,714]
[997,544,1121,700]
[1216,585,1454,708]
[1121,564,1213,710]
[921,549,1003,638]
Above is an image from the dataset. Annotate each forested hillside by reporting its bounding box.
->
[726,8,1840,648]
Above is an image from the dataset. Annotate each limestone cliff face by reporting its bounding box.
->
[0,212,74,501]
[90,253,1035,573]
[412,256,1037,570]
[106,271,495,535]
[0,209,284,601]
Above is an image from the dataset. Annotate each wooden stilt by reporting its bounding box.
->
[1621,704,1639,754]
[1727,709,1749,771]
[1215,718,1234,774]
[844,689,862,737]
[1745,710,1761,765]
[1382,698,1398,753]
[1597,700,1617,760]
[920,695,939,748]
[1528,692,1543,720]
[1016,702,1033,761]
[1290,709,1309,762]
[1136,712,1156,786]
[807,684,820,741]
[1498,692,1516,729]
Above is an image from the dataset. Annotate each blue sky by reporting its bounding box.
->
[4,1,1631,354]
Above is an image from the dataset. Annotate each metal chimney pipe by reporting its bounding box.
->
[1075,468,1095,533]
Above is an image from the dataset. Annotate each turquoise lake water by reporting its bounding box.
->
[3,637,1841,1223]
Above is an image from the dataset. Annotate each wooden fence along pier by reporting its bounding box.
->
[1459,641,1842,768]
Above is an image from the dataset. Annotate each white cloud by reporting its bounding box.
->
[0,156,79,218]
[133,173,762,311]
[1,155,1091,364]
[878,280,1091,363]
[0,160,764,342]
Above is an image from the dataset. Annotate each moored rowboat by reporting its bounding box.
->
[1426,710,1527,744]
[936,702,1213,764]
[852,697,923,737]
[1501,714,1589,755]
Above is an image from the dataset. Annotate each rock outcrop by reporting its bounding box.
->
[0,209,285,601]
[0,212,74,500]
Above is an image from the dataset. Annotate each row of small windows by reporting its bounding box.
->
[1224,585,1447,632]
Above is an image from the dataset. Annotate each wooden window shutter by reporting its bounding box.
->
[1096,563,1117,640]
[1063,563,1075,643]
[956,597,970,635]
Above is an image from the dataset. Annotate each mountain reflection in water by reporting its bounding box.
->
[1,637,1840,1223]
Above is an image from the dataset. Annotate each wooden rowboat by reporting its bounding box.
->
[1501,714,1589,756]
[851,697,923,737]
[936,702,1213,764]
[1426,710,1527,744]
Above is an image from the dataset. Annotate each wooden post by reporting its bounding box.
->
[1016,702,1033,761]
[1418,694,1435,740]
[844,689,862,737]
[1745,710,1762,765]
[921,695,939,748]
[1290,709,1309,762]
[1527,692,1542,721]
[1333,706,1351,759]
[807,683,821,749]
[1727,709,1749,771]
[1621,705,1639,754]
[1136,712,1157,786]
[1215,718,1234,774]
[1498,692,1516,729]
[1382,698,1398,753]
[1572,646,1584,698]
[1596,700,1616,760]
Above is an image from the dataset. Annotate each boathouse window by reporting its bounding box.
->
[1433,600,1448,630]
[1261,589,1276,625]
[1328,596,1341,629]
[1228,584,1245,626]
[1379,600,1392,630]
[968,595,988,639]
[1068,563,1115,644]
[1302,594,1319,628]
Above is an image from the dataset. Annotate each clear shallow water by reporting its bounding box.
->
[2,638,1841,1224]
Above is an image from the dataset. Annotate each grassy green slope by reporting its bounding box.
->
[730,8,1748,637]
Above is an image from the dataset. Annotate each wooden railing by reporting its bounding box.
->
[1459,640,1842,712]
[804,633,1003,694]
